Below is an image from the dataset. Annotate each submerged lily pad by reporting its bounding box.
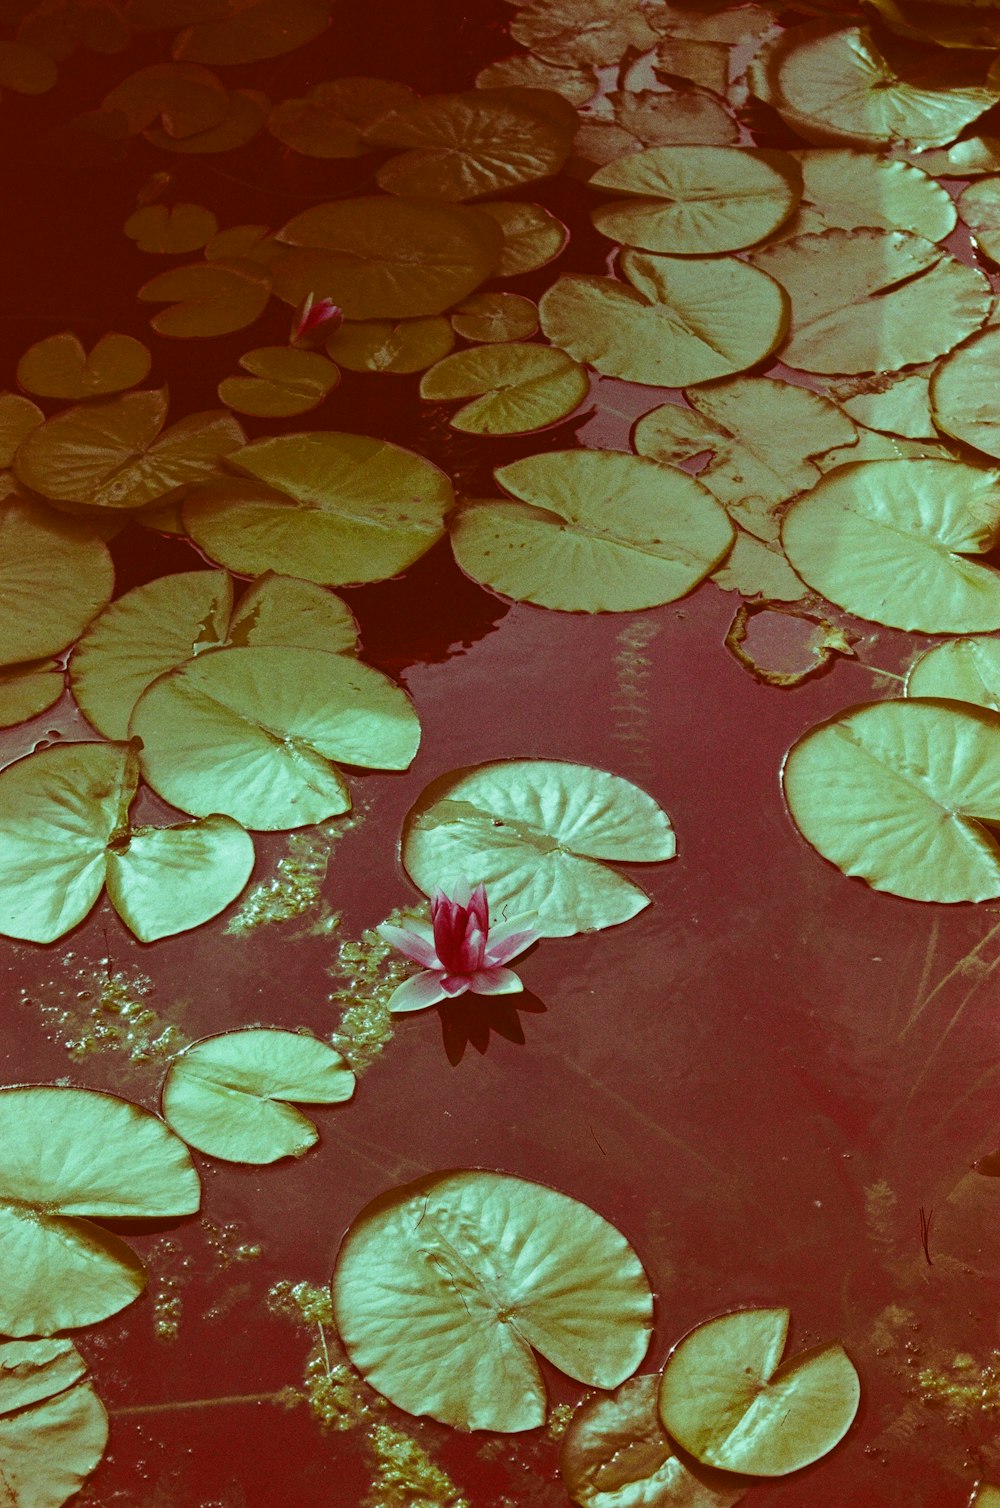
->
[144,88,268,154]
[510,0,659,67]
[101,61,228,137]
[333,1169,652,1430]
[172,0,329,64]
[906,637,1000,711]
[450,292,538,343]
[162,1029,355,1163]
[784,699,1000,902]
[0,1085,199,1334]
[17,332,152,400]
[0,500,114,666]
[402,758,675,936]
[131,645,420,829]
[421,344,587,434]
[0,1338,108,1508]
[781,459,1000,633]
[451,450,732,611]
[659,1308,859,1476]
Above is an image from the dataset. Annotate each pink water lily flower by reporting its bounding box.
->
[289,292,343,348]
[378,882,539,1014]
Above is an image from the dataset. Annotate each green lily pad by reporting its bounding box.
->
[0,740,254,942]
[789,149,955,241]
[0,1338,108,1508]
[590,146,799,255]
[907,636,1000,711]
[272,197,502,320]
[161,1028,355,1163]
[124,202,218,254]
[17,332,152,400]
[781,458,1000,633]
[478,200,568,277]
[0,500,113,667]
[749,229,990,375]
[326,317,454,374]
[930,328,1000,460]
[450,292,538,343]
[0,392,43,465]
[831,370,937,441]
[402,758,675,937]
[218,347,339,417]
[131,645,420,830]
[332,1170,653,1431]
[421,344,588,434]
[783,699,1000,902]
[452,449,732,611]
[540,251,788,386]
[0,1084,199,1334]
[973,1486,1000,1507]
[659,1308,860,1476]
[267,77,413,157]
[184,432,452,586]
[138,259,272,337]
[0,659,63,726]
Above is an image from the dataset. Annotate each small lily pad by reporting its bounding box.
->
[0,659,63,727]
[450,292,538,343]
[421,344,587,434]
[124,202,218,254]
[138,259,272,337]
[0,500,114,667]
[478,200,568,276]
[17,332,152,400]
[218,347,339,417]
[326,317,454,374]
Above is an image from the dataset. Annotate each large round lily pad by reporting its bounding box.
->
[402,759,675,937]
[332,1169,653,1431]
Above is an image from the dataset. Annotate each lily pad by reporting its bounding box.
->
[711,534,807,602]
[131,645,420,829]
[332,1169,653,1431]
[0,500,113,666]
[184,432,452,586]
[789,150,955,241]
[326,317,455,374]
[931,328,1000,460]
[831,370,937,441]
[783,699,1000,902]
[0,740,254,942]
[973,1486,1000,1508]
[161,1028,355,1163]
[590,146,799,255]
[906,637,1000,711]
[172,0,329,64]
[540,251,787,386]
[267,77,414,156]
[0,392,43,464]
[401,758,675,937]
[451,450,732,610]
[138,259,272,337]
[958,178,1000,266]
[659,1308,860,1476]
[750,228,989,376]
[510,0,660,67]
[450,292,538,343]
[143,88,268,154]
[124,202,218,253]
[478,200,568,276]
[561,1375,746,1508]
[781,458,1000,633]
[218,347,339,417]
[476,54,597,106]
[17,332,152,400]
[0,1338,108,1508]
[0,659,63,726]
[421,344,588,435]
[0,1084,199,1334]
[101,61,228,137]
[609,88,738,149]
[272,197,502,320]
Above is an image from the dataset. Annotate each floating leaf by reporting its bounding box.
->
[931,329,1000,460]
[0,39,57,93]
[540,251,787,386]
[476,54,596,105]
[633,379,855,543]
[906,637,1000,711]
[272,197,502,319]
[162,1028,355,1163]
[143,88,268,153]
[831,370,937,441]
[184,432,452,586]
[0,740,254,942]
[750,229,990,375]
[0,392,43,464]
[268,77,415,156]
[781,458,1000,633]
[789,149,955,241]
[124,202,218,253]
[218,347,339,417]
[867,0,1000,50]
[452,450,732,610]
[909,137,1000,177]
[421,344,587,435]
[102,61,228,137]
[138,259,271,337]
[226,571,358,655]
[172,0,329,64]
[725,602,853,687]
[609,88,739,149]
[561,1375,746,1508]
[17,332,152,400]
[958,177,1000,266]
[0,659,63,726]
[783,699,1000,902]
[131,645,420,829]
[326,317,454,374]
[510,0,660,66]
[590,146,799,255]
[451,292,538,343]
[368,90,573,201]
[0,1338,108,1508]
[402,758,675,937]
[972,1485,1000,1507]
[659,1309,860,1476]
[333,1170,653,1430]
[0,500,113,666]
[0,1084,199,1334]
[15,389,245,509]
[478,200,568,276]
[711,534,806,602]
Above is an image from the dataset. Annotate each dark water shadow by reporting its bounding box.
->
[439,989,547,1065]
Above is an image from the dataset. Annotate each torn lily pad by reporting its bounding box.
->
[161,1028,354,1163]
[0,1085,199,1334]
[725,602,853,687]
[0,1338,108,1508]
[17,332,152,400]
[0,500,114,666]
[420,344,588,435]
[450,292,538,343]
[402,758,675,937]
[333,1170,652,1430]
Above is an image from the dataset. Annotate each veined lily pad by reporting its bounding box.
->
[138,259,272,337]
[218,347,339,417]
[131,645,420,829]
[332,1169,653,1431]
[0,659,63,726]
[540,251,787,386]
[161,1028,355,1163]
[958,178,1000,266]
[0,1338,108,1508]
[783,699,1000,902]
[590,146,799,255]
[789,150,955,241]
[659,1308,859,1476]
[478,200,568,276]
[0,1084,199,1334]
[906,637,1000,711]
[451,450,732,610]
[326,318,454,374]
[0,500,113,666]
[510,0,660,67]
[931,328,1000,460]
[402,758,675,936]
[17,332,152,400]
[0,740,254,942]
[781,459,1000,633]
[450,292,538,343]
[609,88,738,149]
[184,432,452,586]
[421,344,588,434]
[124,202,218,253]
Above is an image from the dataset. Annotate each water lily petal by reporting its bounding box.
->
[484,921,540,965]
[455,917,488,973]
[470,966,524,996]
[440,972,474,996]
[387,970,450,1014]
[377,922,440,969]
